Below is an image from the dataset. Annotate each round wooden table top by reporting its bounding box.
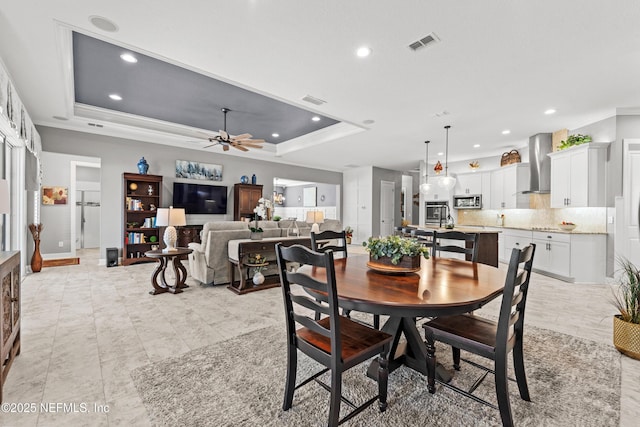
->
[300,254,506,318]
[144,247,193,258]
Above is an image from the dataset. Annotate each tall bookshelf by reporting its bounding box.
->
[123,173,163,266]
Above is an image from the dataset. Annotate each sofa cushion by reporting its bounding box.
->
[278,219,312,237]
[249,220,281,238]
[319,219,342,232]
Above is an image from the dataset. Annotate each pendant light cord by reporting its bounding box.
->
[424,140,430,183]
[444,125,451,177]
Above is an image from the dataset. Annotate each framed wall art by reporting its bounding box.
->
[175,160,223,181]
[42,186,68,205]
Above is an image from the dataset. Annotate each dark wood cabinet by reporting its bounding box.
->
[234,184,263,221]
[123,173,163,266]
[176,225,202,248]
[0,251,20,403]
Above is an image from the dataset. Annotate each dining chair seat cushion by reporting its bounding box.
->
[297,316,392,365]
[424,314,499,360]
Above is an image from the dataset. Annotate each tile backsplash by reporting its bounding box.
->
[458,206,607,233]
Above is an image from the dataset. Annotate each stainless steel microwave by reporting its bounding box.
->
[453,194,482,209]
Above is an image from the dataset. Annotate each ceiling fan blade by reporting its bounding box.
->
[231,133,252,140]
[239,144,264,149]
[235,139,265,144]
[203,142,219,149]
[233,145,249,152]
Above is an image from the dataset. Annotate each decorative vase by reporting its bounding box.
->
[251,174,257,185]
[241,175,249,184]
[137,157,149,174]
[250,231,263,240]
[253,271,265,286]
[613,315,640,360]
[31,239,43,273]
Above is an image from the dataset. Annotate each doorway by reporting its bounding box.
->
[380,180,395,237]
[70,161,101,258]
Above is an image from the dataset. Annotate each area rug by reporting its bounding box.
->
[131,323,620,426]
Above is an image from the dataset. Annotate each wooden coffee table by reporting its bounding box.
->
[145,248,193,295]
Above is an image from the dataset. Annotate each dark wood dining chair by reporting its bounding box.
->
[311,230,381,329]
[432,230,479,262]
[310,230,348,258]
[276,243,392,427]
[411,229,435,246]
[422,243,536,427]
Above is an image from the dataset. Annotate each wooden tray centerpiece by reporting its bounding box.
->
[363,235,429,274]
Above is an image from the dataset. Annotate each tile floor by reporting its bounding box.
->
[0,246,638,426]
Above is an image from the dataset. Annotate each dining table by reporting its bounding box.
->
[300,253,506,393]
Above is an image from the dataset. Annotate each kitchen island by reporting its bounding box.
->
[417,225,500,267]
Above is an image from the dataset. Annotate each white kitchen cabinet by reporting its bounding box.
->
[548,143,609,208]
[502,229,533,263]
[490,163,530,209]
[531,231,570,278]
[454,171,491,208]
[501,229,605,283]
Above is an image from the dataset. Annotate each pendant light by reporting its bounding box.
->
[419,140,432,194]
[438,125,457,190]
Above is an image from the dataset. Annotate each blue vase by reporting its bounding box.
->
[137,157,149,175]
[251,174,257,185]
[241,175,249,184]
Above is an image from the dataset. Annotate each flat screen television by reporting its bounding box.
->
[172,182,227,214]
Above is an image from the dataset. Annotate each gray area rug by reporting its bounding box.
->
[131,321,621,426]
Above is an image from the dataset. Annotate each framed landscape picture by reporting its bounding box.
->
[175,160,223,181]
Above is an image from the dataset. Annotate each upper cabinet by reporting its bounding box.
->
[490,163,530,209]
[548,143,609,208]
[454,171,491,208]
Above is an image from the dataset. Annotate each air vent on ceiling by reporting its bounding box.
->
[409,32,440,51]
[301,95,327,106]
[88,122,104,128]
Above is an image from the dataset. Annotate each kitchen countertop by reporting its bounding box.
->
[463,225,606,235]
[417,225,501,234]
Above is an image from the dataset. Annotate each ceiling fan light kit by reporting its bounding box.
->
[438,125,457,190]
[202,108,265,152]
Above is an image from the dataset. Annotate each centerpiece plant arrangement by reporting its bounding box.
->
[363,235,429,271]
[612,256,640,360]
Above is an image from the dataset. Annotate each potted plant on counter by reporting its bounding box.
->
[363,235,429,273]
[612,257,640,360]
[344,226,354,244]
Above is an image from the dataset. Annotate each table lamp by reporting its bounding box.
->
[155,206,186,252]
[306,210,324,234]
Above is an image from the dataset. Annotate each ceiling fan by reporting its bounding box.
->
[201,108,265,152]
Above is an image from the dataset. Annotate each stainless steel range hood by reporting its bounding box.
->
[523,133,552,194]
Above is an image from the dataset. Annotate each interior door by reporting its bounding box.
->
[380,181,395,237]
[623,140,640,265]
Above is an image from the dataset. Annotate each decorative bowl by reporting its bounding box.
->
[558,223,577,231]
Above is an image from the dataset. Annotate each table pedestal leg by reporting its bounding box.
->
[173,257,189,290]
[150,258,169,295]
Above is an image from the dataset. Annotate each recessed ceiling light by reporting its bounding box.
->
[544,109,556,115]
[473,144,480,148]
[438,152,444,156]
[120,53,137,63]
[109,94,122,101]
[502,130,511,135]
[356,46,372,58]
[89,16,118,32]
[272,133,280,138]
[311,116,320,122]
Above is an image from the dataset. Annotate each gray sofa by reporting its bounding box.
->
[187,218,343,285]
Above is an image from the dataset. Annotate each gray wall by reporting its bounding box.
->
[38,125,342,262]
[371,167,403,236]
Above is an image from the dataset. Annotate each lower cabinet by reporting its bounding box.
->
[0,251,20,403]
[501,229,605,283]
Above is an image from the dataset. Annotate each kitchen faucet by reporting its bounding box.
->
[439,204,449,228]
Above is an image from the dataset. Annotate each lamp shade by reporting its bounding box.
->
[155,206,187,227]
[305,211,324,224]
[419,182,432,194]
[0,179,9,214]
[438,175,457,190]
